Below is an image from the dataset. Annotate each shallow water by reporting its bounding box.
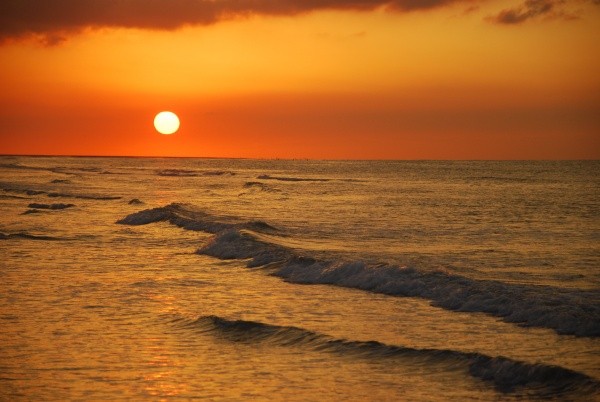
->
[0,157,598,400]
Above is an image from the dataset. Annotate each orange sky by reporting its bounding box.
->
[0,0,599,159]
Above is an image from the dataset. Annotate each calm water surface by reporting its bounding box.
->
[0,157,598,400]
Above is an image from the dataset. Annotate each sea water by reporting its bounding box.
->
[0,157,598,400]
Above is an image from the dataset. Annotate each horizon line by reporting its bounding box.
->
[0,154,598,162]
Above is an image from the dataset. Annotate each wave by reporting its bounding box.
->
[201,230,600,337]
[0,163,82,176]
[116,203,277,235]
[46,192,121,200]
[0,194,27,200]
[0,232,63,241]
[2,186,121,201]
[119,204,600,337]
[203,170,235,176]
[0,162,48,171]
[243,181,281,193]
[157,169,200,177]
[466,176,530,183]
[28,203,75,210]
[22,209,45,215]
[0,163,116,176]
[157,169,236,177]
[168,314,599,396]
[2,188,45,196]
[257,174,330,182]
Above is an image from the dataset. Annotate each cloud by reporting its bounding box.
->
[0,0,468,44]
[489,0,590,24]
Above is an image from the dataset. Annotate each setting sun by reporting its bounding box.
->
[154,111,180,135]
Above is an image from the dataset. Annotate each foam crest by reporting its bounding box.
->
[171,314,599,396]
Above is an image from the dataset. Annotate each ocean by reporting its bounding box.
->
[0,156,598,400]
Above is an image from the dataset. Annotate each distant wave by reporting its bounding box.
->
[257,174,330,182]
[243,181,281,193]
[157,169,200,177]
[47,192,121,200]
[167,314,599,396]
[53,166,119,175]
[157,169,235,177]
[0,162,48,171]
[466,176,531,183]
[0,163,93,176]
[2,186,121,201]
[22,209,45,215]
[2,187,45,196]
[119,204,600,337]
[203,170,236,176]
[50,179,71,184]
[256,174,364,183]
[28,203,74,210]
[0,194,27,200]
[0,232,62,241]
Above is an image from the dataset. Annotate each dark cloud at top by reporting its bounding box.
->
[489,0,595,24]
[0,0,466,43]
[490,0,555,24]
[1,0,596,44]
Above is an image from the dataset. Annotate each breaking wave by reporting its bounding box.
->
[167,314,599,396]
[116,203,277,234]
[119,204,600,337]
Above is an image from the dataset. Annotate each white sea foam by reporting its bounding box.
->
[119,204,600,337]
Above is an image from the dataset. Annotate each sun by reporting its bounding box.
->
[154,111,180,135]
